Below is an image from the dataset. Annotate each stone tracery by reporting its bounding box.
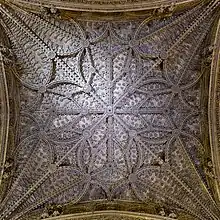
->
[0,1,220,220]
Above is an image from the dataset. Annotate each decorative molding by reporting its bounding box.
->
[4,0,200,13]
[41,210,177,220]
[0,1,220,220]
[0,26,10,189]
[208,16,220,204]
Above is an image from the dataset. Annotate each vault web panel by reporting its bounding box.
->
[0,2,220,220]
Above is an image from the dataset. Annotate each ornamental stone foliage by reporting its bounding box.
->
[0,1,220,220]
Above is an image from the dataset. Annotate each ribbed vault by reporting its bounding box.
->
[0,1,220,220]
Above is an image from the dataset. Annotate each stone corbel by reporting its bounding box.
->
[41,205,63,219]
[153,2,176,17]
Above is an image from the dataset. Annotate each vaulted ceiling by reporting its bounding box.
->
[0,0,220,220]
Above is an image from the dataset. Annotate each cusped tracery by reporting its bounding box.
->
[0,1,220,220]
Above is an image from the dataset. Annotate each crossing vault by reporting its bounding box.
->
[0,0,220,219]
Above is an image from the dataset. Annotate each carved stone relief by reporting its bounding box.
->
[0,1,220,220]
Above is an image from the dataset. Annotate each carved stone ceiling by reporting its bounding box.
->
[0,0,220,220]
